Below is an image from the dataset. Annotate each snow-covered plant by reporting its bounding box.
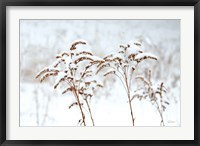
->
[35,40,104,126]
[96,41,157,126]
[132,70,169,126]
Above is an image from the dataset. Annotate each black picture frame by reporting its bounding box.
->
[0,0,199,145]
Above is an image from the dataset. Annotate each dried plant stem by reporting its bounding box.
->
[72,88,86,126]
[124,72,135,126]
[84,99,95,126]
[113,66,135,126]
[127,91,135,126]
[114,73,128,95]
[159,111,165,126]
[155,101,165,126]
[159,83,165,126]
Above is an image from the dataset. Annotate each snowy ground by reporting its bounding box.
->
[20,20,180,126]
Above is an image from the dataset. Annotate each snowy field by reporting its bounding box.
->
[20,20,180,126]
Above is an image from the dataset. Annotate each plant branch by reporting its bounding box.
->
[155,100,165,126]
[124,69,135,126]
[72,87,86,126]
[84,98,95,126]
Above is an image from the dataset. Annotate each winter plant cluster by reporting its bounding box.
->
[36,40,170,126]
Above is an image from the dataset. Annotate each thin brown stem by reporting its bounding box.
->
[159,110,165,126]
[114,73,128,95]
[155,101,165,126]
[158,83,165,126]
[72,87,86,126]
[128,93,135,126]
[124,68,135,126]
[84,98,95,126]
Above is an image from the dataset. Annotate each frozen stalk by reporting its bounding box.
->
[133,70,169,126]
[36,40,103,126]
[97,41,157,126]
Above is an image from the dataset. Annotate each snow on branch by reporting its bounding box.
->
[36,40,104,126]
[132,70,169,126]
[70,40,86,50]
[135,75,151,86]
[134,53,158,63]
[95,41,159,126]
[103,68,116,77]
[35,39,166,127]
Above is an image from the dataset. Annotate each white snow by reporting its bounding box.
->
[69,63,77,69]
[112,53,125,61]
[71,39,87,45]
[135,53,158,60]
[84,76,93,82]
[90,55,104,62]
[84,88,93,95]
[104,68,116,75]
[129,60,137,68]
[75,44,92,54]
[73,54,93,61]
[126,44,142,57]
[57,71,67,80]
[20,20,180,127]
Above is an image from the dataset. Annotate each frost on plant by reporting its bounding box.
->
[133,70,169,126]
[96,41,158,126]
[36,40,104,126]
[36,40,171,127]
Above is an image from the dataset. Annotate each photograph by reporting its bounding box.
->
[20,19,180,127]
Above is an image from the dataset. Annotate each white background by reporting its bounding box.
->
[6,6,194,140]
